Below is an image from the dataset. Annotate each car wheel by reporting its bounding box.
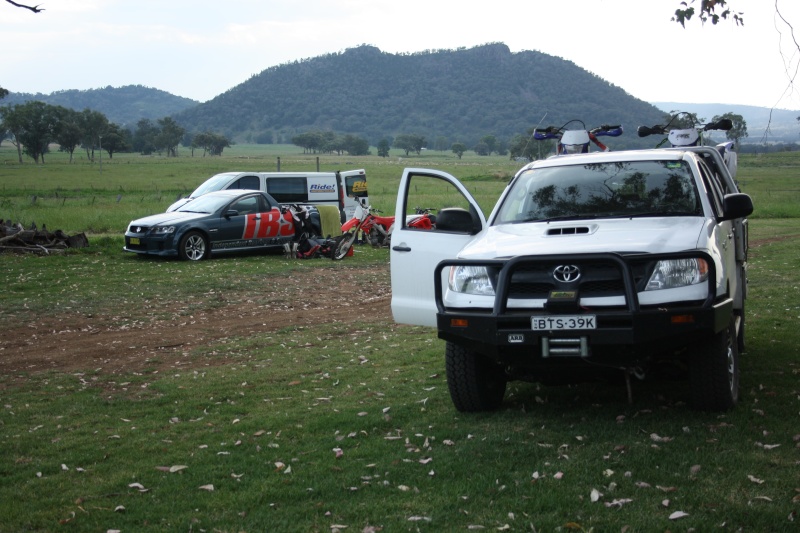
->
[332,231,357,260]
[445,342,507,412]
[178,231,208,261]
[688,318,739,411]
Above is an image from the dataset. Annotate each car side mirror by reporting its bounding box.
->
[225,209,239,218]
[436,207,482,234]
[720,193,753,221]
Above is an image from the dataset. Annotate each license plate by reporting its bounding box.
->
[129,237,140,245]
[531,315,596,331]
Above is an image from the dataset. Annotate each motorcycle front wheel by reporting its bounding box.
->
[332,231,358,260]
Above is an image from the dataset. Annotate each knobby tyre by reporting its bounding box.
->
[445,342,507,412]
[688,318,739,411]
[332,231,357,260]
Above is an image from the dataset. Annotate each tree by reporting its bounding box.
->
[713,112,748,148]
[672,0,743,27]
[473,141,490,156]
[133,118,159,155]
[155,117,185,157]
[480,134,498,154]
[78,108,109,161]
[451,142,466,159]
[1,101,64,164]
[0,104,25,163]
[193,131,231,156]
[5,1,44,13]
[377,138,390,158]
[101,123,132,159]
[394,133,426,156]
[55,108,83,163]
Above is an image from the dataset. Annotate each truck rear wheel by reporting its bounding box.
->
[689,319,739,411]
[445,342,507,412]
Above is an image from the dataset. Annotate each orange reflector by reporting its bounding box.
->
[671,314,695,324]
[450,318,469,328]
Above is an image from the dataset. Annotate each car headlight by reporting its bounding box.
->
[449,265,495,295]
[152,225,176,235]
[645,258,708,291]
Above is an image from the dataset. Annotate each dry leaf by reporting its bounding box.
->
[590,489,602,502]
[669,511,689,520]
[198,484,214,491]
[604,498,633,508]
[650,433,673,443]
[169,465,188,473]
[748,475,765,485]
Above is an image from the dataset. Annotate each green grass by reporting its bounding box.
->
[0,147,798,531]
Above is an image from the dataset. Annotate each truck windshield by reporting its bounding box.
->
[496,160,702,224]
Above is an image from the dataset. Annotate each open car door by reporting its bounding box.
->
[390,168,486,327]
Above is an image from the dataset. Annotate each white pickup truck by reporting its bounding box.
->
[390,147,752,412]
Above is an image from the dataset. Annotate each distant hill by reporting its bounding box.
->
[653,102,799,143]
[4,46,796,149]
[2,85,198,128]
[174,43,667,148]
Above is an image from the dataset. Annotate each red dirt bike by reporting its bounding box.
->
[332,204,435,260]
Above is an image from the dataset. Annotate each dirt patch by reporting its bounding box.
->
[0,265,393,383]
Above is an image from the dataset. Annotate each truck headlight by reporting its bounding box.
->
[449,265,495,295]
[645,258,708,291]
[152,225,176,235]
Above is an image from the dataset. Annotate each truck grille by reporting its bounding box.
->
[505,259,647,299]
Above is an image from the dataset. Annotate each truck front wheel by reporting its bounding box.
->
[689,319,739,411]
[445,342,507,412]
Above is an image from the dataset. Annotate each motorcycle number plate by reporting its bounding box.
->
[531,315,596,331]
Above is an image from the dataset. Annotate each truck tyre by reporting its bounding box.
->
[445,342,507,412]
[689,318,739,411]
[179,231,209,261]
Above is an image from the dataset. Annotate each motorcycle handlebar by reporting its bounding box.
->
[704,118,733,131]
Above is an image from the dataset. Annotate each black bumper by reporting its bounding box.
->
[434,252,731,364]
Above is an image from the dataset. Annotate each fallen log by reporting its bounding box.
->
[0,220,89,254]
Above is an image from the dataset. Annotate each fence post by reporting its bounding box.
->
[277,157,281,171]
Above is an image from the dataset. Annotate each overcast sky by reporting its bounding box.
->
[1,0,798,110]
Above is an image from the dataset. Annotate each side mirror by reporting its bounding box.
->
[721,193,753,221]
[436,207,482,234]
[225,209,239,218]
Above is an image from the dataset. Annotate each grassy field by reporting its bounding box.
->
[0,145,799,532]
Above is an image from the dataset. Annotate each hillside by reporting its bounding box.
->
[3,85,198,127]
[4,44,796,148]
[173,43,667,148]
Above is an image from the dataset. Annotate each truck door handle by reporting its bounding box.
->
[392,245,411,252]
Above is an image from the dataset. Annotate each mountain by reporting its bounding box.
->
[653,102,799,143]
[2,85,198,127]
[173,43,667,148]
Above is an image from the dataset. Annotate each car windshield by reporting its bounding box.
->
[177,194,232,214]
[495,160,702,224]
[190,174,232,197]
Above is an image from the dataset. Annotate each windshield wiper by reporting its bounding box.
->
[535,214,601,223]
[612,211,699,219]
